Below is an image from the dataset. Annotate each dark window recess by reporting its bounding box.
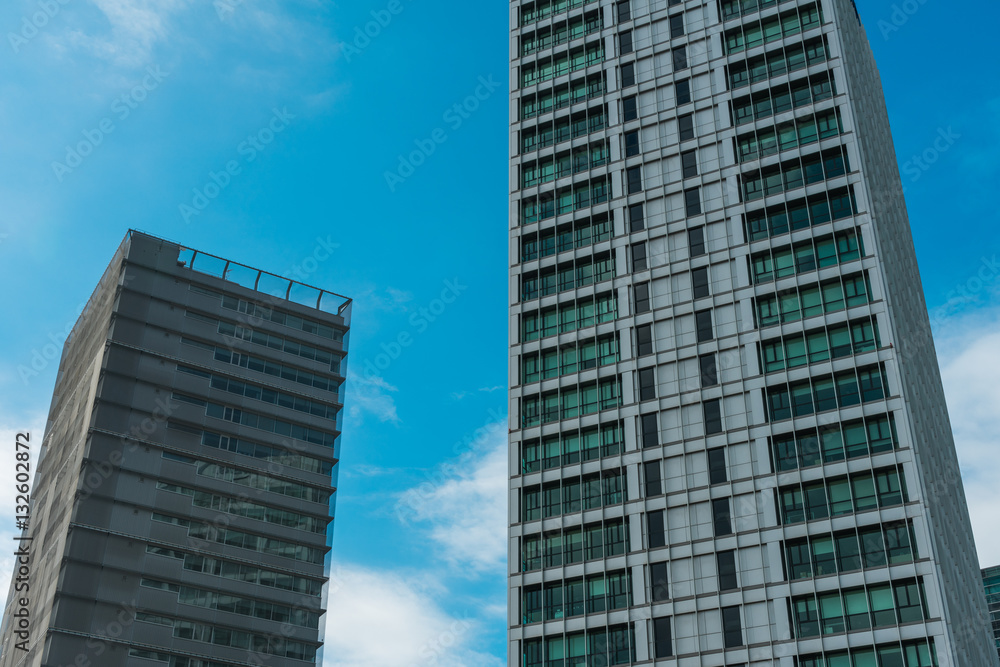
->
[717,550,738,591]
[669,14,685,38]
[653,617,673,658]
[688,227,706,256]
[648,509,666,548]
[722,606,743,648]
[625,131,640,157]
[684,188,701,216]
[627,166,643,193]
[635,282,651,314]
[712,497,732,536]
[675,78,691,104]
[639,368,656,401]
[700,353,718,387]
[619,31,633,54]
[682,150,698,178]
[650,562,669,602]
[621,63,636,87]
[708,447,727,484]
[617,0,631,22]
[644,461,662,496]
[629,203,645,232]
[672,46,688,70]
[632,242,648,272]
[623,96,638,121]
[696,309,713,342]
[637,325,653,356]
[678,113,695,141]
[692,267,710,299]
[704,398,723,434]
[641,413,659,448]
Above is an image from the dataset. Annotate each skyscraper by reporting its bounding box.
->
[985,566,1000,661]
[0,231,350,666]
[507,1,998,666]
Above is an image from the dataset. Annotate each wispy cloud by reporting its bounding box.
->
[323,564,503,667]
[346,372,400,425]
[397,420,508,573]
[61,0,192,67]
[935,302,1000,567]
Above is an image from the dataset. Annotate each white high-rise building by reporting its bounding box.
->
[507,1,998,665]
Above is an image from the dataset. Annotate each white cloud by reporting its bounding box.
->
[322,564,504,667]
[64,0,192,67]
[935,305,1000,568]
[346,372,401,425]
[398,421,508,574]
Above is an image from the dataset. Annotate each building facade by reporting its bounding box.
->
[0,231,350,667]
[985,566,1000,661]
[507,1,999,666]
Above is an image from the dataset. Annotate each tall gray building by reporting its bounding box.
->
[0,231,351,666]
[507,1,998,666]
[985,566,1000,661]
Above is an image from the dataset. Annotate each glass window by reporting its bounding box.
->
[807,330,830,363]
[798,433,820,467]
[876,469,904,507]
[712,498,733,537]
[814,377,837,412]
[763,340,785,372]
[869,585,896,627]
[819,592,845,635]
[786,335,807,367]
[805,482,829,520]
[782,487,804,523]
[836,533,862,572]
[837,372,861,408]
[853,650,878,667]
[788,540,812,579]
[885,522,915,563]
[650,562,669,602]
[587,575,607,615]
[851,474,878,512]
[844,588,871,630]
[794,597,819,637]
[820,426,844,463]
[774,435,797,471]
[894,581,924,623]
[792,382,815,416]
[860,367,886,402]
[860,527,887,568]
[812,535,836,576]
[828,479,853,516]
[653,617,672,658]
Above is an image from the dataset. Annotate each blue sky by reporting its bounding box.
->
[0,0,998,664]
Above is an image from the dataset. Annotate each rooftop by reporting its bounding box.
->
[129,229,352,317]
